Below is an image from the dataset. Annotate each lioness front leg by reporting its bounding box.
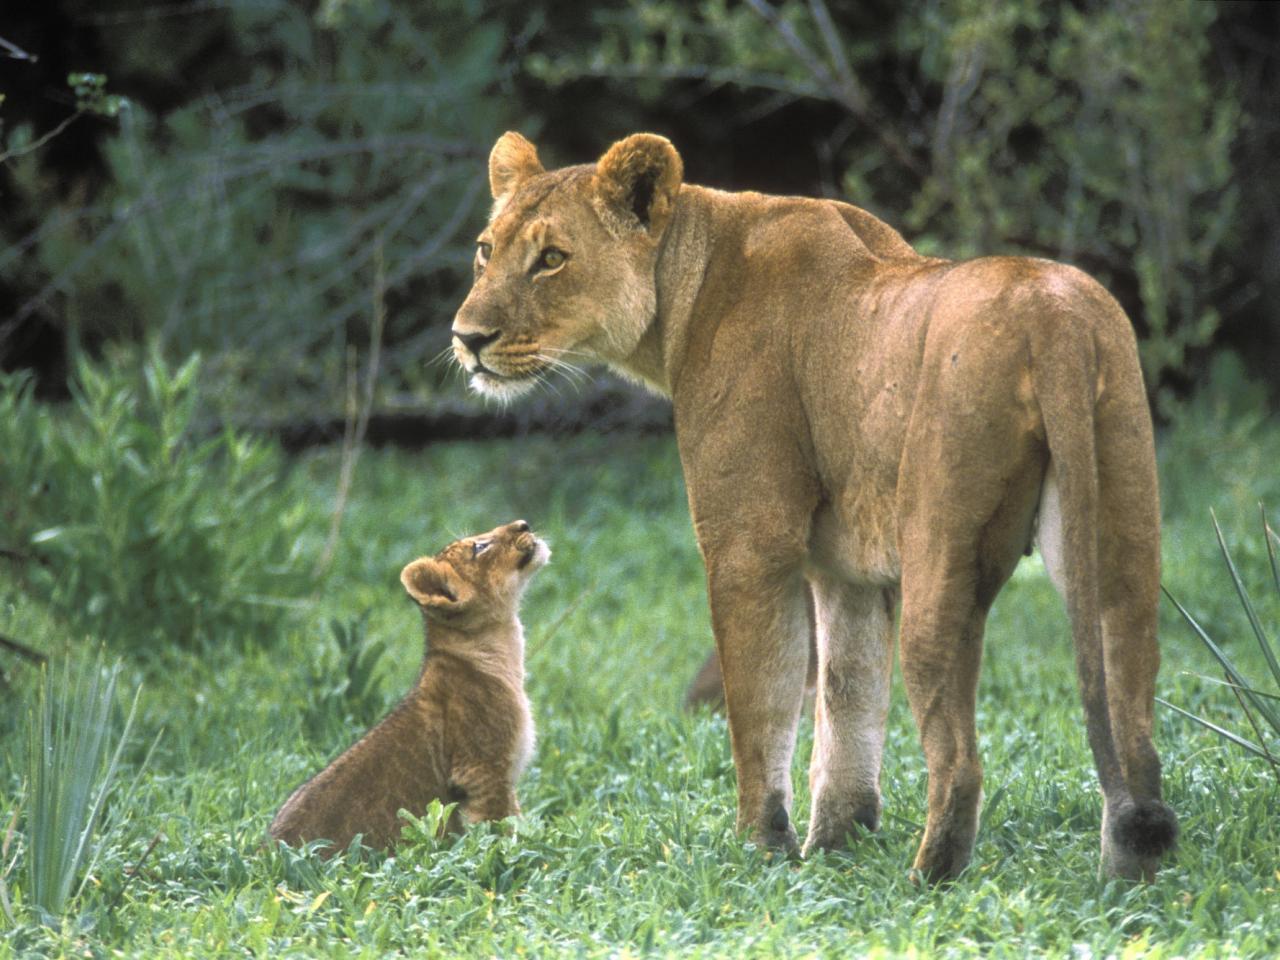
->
[803,576,896,855]
[704,546,811,855]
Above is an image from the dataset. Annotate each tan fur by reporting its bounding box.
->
[451,132,1176,882]
[268,521,548,855]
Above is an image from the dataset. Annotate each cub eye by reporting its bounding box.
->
[472,540,492,557]
[535,247,567,272]
[476,242,492,266]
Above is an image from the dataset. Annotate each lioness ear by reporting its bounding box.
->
[401,558,469,615]
[489,131,544,205]
[593,133,683,236]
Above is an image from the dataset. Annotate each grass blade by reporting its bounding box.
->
[73,681,143,903]
[1263,507,1280,648]
[24,651,146,924]
[1180,672,1280,702]
[1161,585,1280,733]
[1212,509,1280,701]
[1155,698,1273,762]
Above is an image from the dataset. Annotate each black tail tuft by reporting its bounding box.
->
[1111,799,1179,858]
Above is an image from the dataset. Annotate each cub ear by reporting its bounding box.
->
[489,131,544,205]
[401,558,469,615]
[593,133,683,236]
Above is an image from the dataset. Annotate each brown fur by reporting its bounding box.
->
[268,521,548,855]
[451,132,1176,882]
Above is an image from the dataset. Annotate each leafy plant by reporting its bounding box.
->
[0,350,314,652]
[22,651,152,925]
[1159,509,1280,783]
[306,613,390,739]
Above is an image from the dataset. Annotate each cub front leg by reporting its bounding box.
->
[451,763,520,825]
[462,788,519,825]
[702,540,812,855]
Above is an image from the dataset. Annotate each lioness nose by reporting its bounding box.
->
[454,329,500,356]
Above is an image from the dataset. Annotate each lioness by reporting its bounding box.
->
[449,132,1176,882]
[269,521,548,854]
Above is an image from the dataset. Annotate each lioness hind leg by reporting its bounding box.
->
[1098,600,1175,882]
[896,371,1044,882]
[1095,393,1177,878]
[897,589,988,883]
[803,576,895,855]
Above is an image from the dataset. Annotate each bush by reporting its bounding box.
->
[0,351,314,652]
[303,613,392,742]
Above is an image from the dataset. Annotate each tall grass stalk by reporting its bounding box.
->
[1159,508,1280,782]
[24,652,146,924]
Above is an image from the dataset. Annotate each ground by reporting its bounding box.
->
[1,418,1279,957]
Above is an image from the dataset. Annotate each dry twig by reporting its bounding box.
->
[314,244,387,578]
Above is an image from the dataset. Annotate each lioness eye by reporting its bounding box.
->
[536,247,566,271]
[472,540,492,557]
[476,242,492,265]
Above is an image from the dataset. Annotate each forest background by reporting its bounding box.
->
[2,0,1277,420]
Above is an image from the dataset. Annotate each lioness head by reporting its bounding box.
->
[400,520,550,629]
[450,132,683,401]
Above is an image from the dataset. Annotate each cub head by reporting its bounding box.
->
[400,520,550,629]
[450,131,683,401]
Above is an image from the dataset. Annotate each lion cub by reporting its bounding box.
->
[269,520,549,855]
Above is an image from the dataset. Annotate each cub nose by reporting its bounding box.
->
[453,329,500,357]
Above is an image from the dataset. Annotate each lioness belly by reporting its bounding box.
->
[807,498,900,586]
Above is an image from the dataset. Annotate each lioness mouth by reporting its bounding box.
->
[474,366,532,384]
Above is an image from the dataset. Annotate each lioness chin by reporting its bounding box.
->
[449,131,1176,882]
[268,521,548,855]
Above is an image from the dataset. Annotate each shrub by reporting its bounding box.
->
[0,350,314,652]
[304,613,391,742]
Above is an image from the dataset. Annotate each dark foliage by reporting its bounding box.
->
[2,0,1276,413]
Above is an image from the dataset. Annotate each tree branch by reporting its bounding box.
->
[0,633,47,665]
[0,35,37,61]
[0,110,85,165]
[743,0,928,179]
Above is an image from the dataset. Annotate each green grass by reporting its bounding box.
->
[2,402,1280,955]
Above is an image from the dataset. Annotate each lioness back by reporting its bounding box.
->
[268,521,549,855]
